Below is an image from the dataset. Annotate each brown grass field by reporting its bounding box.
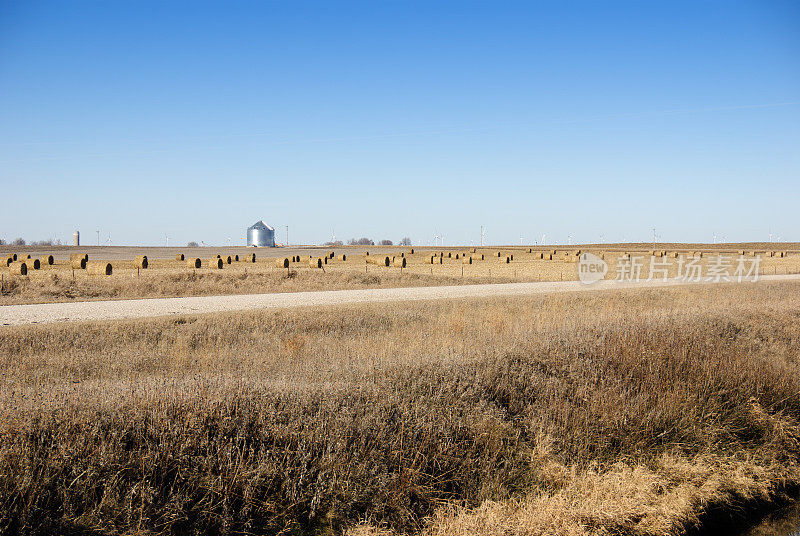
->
[2,244,800,304]
[1,282,799,534]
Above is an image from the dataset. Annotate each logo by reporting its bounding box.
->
[578,252,607,284]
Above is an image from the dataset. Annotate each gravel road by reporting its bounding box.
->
[2,275,798,327]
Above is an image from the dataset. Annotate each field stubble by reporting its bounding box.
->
[0,283,799,534]
[3,249,800,305]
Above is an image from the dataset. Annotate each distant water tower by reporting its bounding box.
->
[73,230,80,246]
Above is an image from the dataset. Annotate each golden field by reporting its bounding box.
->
[1,282,799,534]
[2,244,800,304]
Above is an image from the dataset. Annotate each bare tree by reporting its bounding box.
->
[399,237,412,246]
[12,238,25,246]
[379,239,393,246]
[348,238,374,246]
[187,241,199,247]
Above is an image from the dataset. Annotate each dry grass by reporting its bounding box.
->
[0,283,799,534]
[3,249,800,305]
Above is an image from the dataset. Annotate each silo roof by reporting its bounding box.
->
[249,220,274,231]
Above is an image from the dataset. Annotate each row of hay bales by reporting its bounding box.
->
[272,252,351,269]
[4,253,55,266]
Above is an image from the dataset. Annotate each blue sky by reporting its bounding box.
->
[1,1,798,246]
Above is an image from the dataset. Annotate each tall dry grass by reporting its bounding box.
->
[0,283,799,534]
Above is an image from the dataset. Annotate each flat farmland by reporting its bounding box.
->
[1,243,800,305]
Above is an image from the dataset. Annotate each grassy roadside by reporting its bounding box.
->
[1,283,799,534]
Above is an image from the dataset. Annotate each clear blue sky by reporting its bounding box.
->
[1,1,798,246]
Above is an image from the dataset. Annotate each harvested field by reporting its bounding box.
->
[0,282,799,535]
[3,245,800,305]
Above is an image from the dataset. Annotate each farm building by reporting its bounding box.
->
[247,220,275,247]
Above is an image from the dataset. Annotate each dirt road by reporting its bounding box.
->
[1,275,798,326]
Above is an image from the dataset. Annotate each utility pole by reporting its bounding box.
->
[652,228,656,250]
[96,230,100,246]
[480,226,485,247]
[286,225,289,246]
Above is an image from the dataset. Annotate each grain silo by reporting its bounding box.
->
[247,220,275,247]
[73,230,80,246]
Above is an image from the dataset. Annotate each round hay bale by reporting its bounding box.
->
[217,254,222,258]
[209,257,223,269]
[382,256,390,267]
[338,254,347,261]
[248,253,256,263]
[28,258,41,270]
[8,261,27,275]
[276,258,290,268]
[471,247,477,253]
[40,255,54,266]
[134,255,148,269]
[497,251,502,257]
[70,257,87,269]
[309,258,323,268]
[175,253,185,261]
[455,253,459,259]
[510,254,514,261]
[70,253,88,263]
[329,251,335,259]
[87,261,112,276]
[225,255,232,264]
[462,256,472,264]
[505,256,511,263]
[24,254,31,259]
[394,257,406,268]
[187,258,201,268]
[5,257,13,267]
[409,248,415,254]
[11,253,17,261]
[448,252,452,258]
[234,254,239,262]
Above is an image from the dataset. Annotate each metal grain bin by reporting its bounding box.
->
[247,221,275,247]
